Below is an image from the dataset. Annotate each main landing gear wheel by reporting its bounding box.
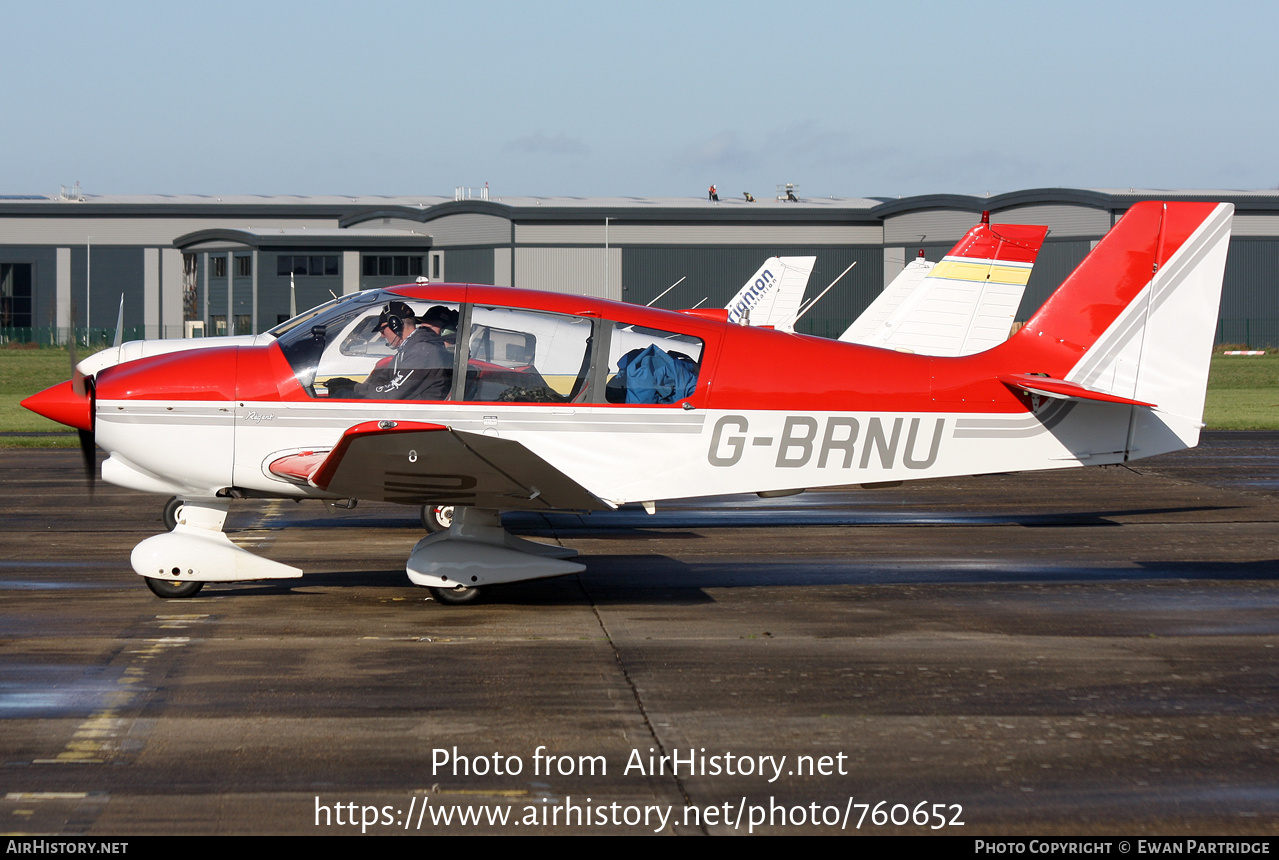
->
[421,504,454,533]
[144,577,204,599]
[162,496,184,531]
[428,585,481,605]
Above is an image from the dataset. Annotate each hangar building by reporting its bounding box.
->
[1,187,1276,345]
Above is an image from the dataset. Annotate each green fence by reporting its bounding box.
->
[0,326,181,347]
[1216,319,1279,349]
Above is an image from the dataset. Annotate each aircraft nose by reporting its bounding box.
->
[22,379,92,432]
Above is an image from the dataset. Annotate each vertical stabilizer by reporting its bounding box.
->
[1004,201,1233,457]
[726,256,816,331]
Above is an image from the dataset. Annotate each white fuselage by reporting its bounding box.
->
[95,392,1140,507]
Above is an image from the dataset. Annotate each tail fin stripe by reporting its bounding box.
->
[1068,204,1232,388]
[952,401,1075,438]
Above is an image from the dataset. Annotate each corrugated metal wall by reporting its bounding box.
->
[426,213,511,246]
[442,248,496,285]
[72,246,144,329]
[515,247,621,298]
[993,204,1110,238]
[883,210,982,245]
[1015,240,1092,321]
[1230,215,1279,237]
[1219,238,1279,346]
[620,246,882,338]
[517,223,881,246]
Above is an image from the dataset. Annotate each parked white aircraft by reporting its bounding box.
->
[841,214,1049,356]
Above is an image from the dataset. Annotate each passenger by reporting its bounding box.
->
[348,302,453,400]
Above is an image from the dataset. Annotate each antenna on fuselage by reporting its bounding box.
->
[113,294,125,348]
[786,261,857,328]
[645,276,686,307]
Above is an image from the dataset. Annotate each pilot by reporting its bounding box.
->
[350,301,453,400]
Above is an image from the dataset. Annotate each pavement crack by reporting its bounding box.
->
[577,574,704,835]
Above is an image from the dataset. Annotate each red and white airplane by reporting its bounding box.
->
[24,201,1233,605]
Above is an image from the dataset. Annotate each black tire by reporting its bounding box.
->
[421,504,455,533]
[428,585,481,605]
[144,577,204,599]
[162,497,184,531]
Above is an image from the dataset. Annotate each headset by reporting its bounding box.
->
[376,301,416,337]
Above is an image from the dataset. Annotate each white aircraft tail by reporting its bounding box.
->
[842,216,1048,355]
[726,256,816,332]
[839,252,934,345]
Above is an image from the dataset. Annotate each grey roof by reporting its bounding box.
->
[6,188,1279,226]
[174,227,433,251]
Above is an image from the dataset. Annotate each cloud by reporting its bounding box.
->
[502,132,590,158]
[675,131,758,173]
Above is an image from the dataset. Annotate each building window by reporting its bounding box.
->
[0,263,32,329]
[432,253,441,280]
[212,256,227,278]
[235,314,252,335]
[277,255,339,277]
[212,315,227,336]
[236,255,252,277]
[182,254,198,321]
[363,255,425,278]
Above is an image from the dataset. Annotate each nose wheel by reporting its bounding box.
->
[162,496,184,531]
[144,577,204,599]
[428,585,481,605]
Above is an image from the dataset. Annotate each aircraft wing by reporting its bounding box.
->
[270,421,611,512]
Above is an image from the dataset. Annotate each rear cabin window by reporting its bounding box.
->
[604,322,703,405]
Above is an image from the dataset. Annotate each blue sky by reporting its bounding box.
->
[4,0,1275,199]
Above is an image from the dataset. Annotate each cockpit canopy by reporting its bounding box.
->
[275,288,706,406]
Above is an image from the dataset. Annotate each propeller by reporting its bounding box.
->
[67,317,96,495]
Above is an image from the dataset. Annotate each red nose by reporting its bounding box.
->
[22,379,92,432]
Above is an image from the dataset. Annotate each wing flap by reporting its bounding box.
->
[308,420,609,511]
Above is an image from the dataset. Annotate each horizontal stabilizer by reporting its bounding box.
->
[999,373,1156,408]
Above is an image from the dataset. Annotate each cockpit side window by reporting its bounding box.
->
[604,322,703,405]
[463,306,595,403]
[278,295,460,401]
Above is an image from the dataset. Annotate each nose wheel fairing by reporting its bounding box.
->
[131,499,303,584]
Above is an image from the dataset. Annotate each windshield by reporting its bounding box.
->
[266,289,387,338]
